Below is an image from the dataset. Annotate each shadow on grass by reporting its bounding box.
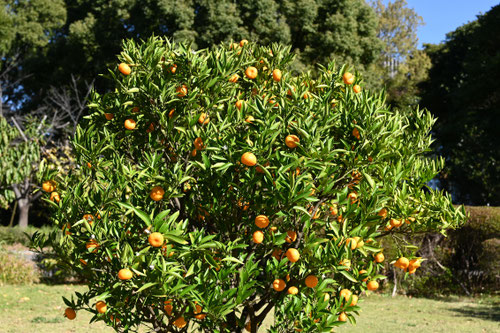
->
[447,304,500,323]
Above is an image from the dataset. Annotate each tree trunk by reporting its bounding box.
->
[17,198,30,228]
[392,268,398,297]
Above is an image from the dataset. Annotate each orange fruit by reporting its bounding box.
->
[305,275,318,288]
[359,269,369,282]
[229,74,239,83]
[345,238,358,250]
[338,312,348,322]
[240,39,248,47]
[286,248,300,262]
[173,317,187,328]
[194,137,204,150]
[83,214,94,225]
[104,113,114,120]
[408,268,417,274]
[378,208,388,219]
[349,294,358,306]
[150,186,165,201]
[329,204,338,216]
[96,301,107,314]
[245,321,252,332]
[241,152,257,166]
[169,64,177,73]
[285,135,300,148]
[287,286,299,295]
[198,113,209,125]
[374,252,385,263]
[285,230,297,243]
[194,303,206,320]
[176,84,188,97]
[245,115,255,123]
[110,315,120,323]
[353,84,361,93]
[252,230,264,244]
[245,66,258,79]
[124,119,136,130]
[271,249,283,260]
[42,180,56,193]
[323,293,330,302]
[235,100,244,110]
[395,257,410,270]
[390,218,402,228]
[343,72,354,85]
[353,236,364,249]
[65,308,76,320]
[168,109,175,118]
[409,258,421,268]
[164,300,173,316]
[86,240,99,253]
[255,215,269,228]
[50,192,61,203]
[148,232,164,247]
[352,128,360,139]
[79,259,87,266]
[272,69,282,82]
[273,279,286,291]
[340,289,352,301]
[132,107,140,113]
[118,268,133,280]
[191,148,197,157]
[146,123,155,133]
[367,280,379,291]
[118,63,131,75]
[348,192,358,204]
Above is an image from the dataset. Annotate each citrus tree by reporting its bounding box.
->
[32,37,465,332]
[0,116,44,227]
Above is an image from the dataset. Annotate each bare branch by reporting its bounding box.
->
[11,118,28,142]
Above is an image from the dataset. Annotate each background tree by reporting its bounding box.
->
[0,0,66,113]
[0,116,44,228]
[420,4,500,205]
[369,0,430,109]
[12,0,382,110]
[32,37,464,332]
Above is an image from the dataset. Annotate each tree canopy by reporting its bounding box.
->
[33,36,464,332]
[370,0,430,109]
[5,0,382,108]
[420,4,500,205]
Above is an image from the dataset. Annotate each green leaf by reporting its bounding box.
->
[164,232,188,245]
[118,202,152,226]
[136,282,158,293]
[339,270,358,283]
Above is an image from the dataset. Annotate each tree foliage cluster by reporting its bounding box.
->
[32,36,464,332]
[3,0,382,107]
[420,4,500,205]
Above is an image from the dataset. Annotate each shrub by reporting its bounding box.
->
[0,244,40,285]
[0,226,53,246]
[33,37,465,332]
[387,206,500,296]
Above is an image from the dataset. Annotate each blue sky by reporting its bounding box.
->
[385,0,499,47]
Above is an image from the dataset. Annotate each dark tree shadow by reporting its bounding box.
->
[447,304,500,323]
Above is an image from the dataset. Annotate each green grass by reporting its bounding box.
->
[338,294,500,333]
[0,284,111,333]
[0,284,498,332]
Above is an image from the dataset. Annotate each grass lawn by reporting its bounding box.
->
[0,284,498,332]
